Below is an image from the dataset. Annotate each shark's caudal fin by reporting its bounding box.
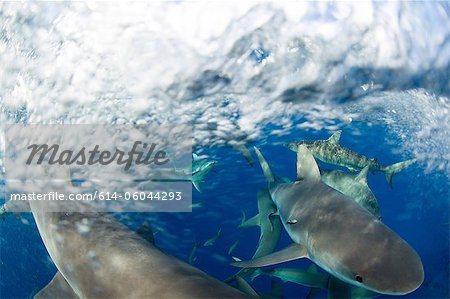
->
[192,178,203,193]
[296,145,320,182]
[254,147,275,183]
[383,159,416,188]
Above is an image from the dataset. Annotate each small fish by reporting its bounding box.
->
[204,228,221,246]
[190,202,205,209]
[188,242,199,265]
[228,240,240,255]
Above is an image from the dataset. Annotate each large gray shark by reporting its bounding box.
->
[232,145,423,295]
[245,166,383,298]
[321,166,381,219]
[285,131,416,187]
[29,169,248,298]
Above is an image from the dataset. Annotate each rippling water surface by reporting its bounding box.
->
[0,2,449,298]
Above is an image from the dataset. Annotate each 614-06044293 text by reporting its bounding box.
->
[9,191,183,202]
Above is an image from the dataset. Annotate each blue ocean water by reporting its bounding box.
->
[0,2,449,299]
[1,126,449,298]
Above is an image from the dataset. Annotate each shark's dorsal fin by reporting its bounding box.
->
[296,145,320,182]
[355,165,369,185]
[192,153,199,161]
[136,221,155,245]
[231,243,308,268]
[327,131,342,144]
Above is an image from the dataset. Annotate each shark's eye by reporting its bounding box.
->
[355,275,363,283]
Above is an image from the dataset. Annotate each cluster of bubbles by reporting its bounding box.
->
[0,1,449,174]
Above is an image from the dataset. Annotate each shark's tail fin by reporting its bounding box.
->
[383,159,416,188]
[253,147,275,183]
[192,176,204,193]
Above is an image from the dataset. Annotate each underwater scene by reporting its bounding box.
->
[0,2,449,299]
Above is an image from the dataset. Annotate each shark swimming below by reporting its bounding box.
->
[29,168,248,299]
[321,165,381,219]
[285,131,416,187]
[232,145,424,295]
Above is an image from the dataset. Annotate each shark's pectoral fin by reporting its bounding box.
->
[34,272,79,299]
[231,243,308,268]
[136,221,155,245]
[327,131,342,144]
[296,145,320,182]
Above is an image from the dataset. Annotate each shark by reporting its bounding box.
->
[321,166,381,220]
[225,188,282,284]
[191,153,217,192]
[232,145,424,295]
[29,168,248,299]
[285,131,416,187]
[204,228,222,246]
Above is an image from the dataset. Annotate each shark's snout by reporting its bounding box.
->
[355,237,424,295]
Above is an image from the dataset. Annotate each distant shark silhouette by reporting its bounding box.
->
[30,167,248,299]
[285,131,416,187]
[232,145,423,295]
